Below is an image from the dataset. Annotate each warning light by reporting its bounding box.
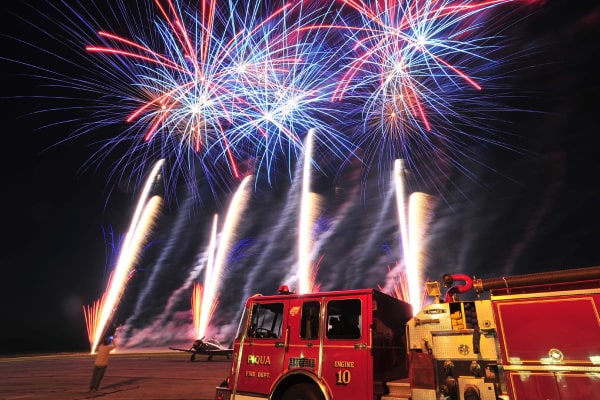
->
[277,285,291,294]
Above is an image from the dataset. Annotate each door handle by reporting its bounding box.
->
[285,326,290,352]
[354,343,367,350]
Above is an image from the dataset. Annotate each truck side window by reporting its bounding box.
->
[326,299,362,339]
[247,303,284,339]
[300,301,320,340]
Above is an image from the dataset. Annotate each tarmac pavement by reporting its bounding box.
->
[0,351,231,400]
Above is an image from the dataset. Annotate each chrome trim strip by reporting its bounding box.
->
[503,364,600,372]
[491,288,600,300]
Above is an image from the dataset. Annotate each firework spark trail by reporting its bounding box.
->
[84,226,120,346]
[191,282,202,339]
[88,158,164,351]
[83,295,105,349]
[298,192,325,293]
[92,194,162,351]
[90,158,164,351]
[124,159,164,248]
[408,191,436,312]
[196,213,219,339]
[394,159,418,312]
[394,158,436,313]
[191,280,219,340]
[298,128,323,294]
[227,150,322,322]
[197,174,253,338]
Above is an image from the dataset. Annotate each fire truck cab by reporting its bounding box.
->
[215,287,413,400]
[216,266,600,400]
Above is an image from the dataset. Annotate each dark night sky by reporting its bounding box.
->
[0,1,599,355]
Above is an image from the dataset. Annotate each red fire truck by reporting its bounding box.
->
[215,265,600,400]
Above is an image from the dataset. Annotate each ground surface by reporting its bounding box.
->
[0,352,231,400]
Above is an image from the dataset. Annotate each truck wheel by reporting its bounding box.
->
[281,383,324,400]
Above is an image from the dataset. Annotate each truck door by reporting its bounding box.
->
[321,296,370,399]
[234,299,288,395]
[283,299,322,378]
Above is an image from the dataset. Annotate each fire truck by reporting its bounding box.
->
[215,265,600,400]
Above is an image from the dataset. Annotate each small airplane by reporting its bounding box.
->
[169,337,233,361]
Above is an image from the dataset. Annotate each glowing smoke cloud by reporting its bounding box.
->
[92,194,162,352]
[199,175,253,338]
[297,128,324,294]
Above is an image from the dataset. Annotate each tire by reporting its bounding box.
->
[280,383,324,400]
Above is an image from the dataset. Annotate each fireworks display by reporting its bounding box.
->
[5,0,556,351]
[8,0,525,201]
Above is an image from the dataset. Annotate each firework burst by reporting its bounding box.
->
[11,0,527,201]
[15,0,355,202]
[332,0,525,191]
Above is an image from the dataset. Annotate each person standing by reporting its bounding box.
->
[88,335,116,392]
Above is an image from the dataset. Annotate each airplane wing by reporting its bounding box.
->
[202,349,233,356]
[169,347,195,353]
[169,346,233,360]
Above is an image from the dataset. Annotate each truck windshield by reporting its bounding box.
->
[247,302,284,339]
